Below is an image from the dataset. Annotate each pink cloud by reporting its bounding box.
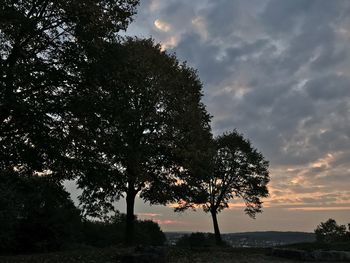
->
[287,207,350,211]
[137,213,162,217]
[154,219,184,225]
[137,212,186,226]
[153,219,186,226]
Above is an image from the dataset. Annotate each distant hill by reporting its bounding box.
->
[165,231,315,247]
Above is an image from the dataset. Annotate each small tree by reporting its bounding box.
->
[177,130,269,245]
[314,219,347,243]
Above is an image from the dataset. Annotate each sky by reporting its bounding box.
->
[67,0,350,233]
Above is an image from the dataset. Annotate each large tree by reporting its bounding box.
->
[177,130,269,245]
[74,38,212,244]
[0,0,139,178]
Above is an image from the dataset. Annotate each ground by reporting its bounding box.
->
[169,247,294,263]
[0,246,336,263]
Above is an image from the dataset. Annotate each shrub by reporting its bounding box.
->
[0,174,82,254]
[81,214,165,247]
[176,232,222,248]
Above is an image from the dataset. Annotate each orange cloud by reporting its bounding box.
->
[227,202,250,209]
[287,207,350,211]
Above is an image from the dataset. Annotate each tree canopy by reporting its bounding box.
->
[74,38,212,244]
[1,0,213,246]
[177,130,270,244]
[0,0,139,178]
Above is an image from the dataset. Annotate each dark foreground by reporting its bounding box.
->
[0,246,340,263]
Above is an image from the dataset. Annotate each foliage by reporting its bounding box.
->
[134,219,166,246]
[74,37,212,243]
[0,0,216,250]
[314,218,350,243]
[175,232,225,248]
[81,214,166,247]
[0,173,166,254]
[0,0,139,178]
[176,130,269,244]
[0,173,82,254]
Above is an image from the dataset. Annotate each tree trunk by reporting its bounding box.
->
[125,189,136,246]
[210,208,222,245]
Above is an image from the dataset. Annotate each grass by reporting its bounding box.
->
[168,247,300,263]
[282,241,350,252]
[0,246,311,263]
[0,246,130,263]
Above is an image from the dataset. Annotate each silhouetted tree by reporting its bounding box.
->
[75,38,212,245]
[0,173,81,254]
[176,130,269,245]
[0,0,139,178]
[315,218,348,243]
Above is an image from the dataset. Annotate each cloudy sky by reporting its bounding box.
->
[69,0,350,233]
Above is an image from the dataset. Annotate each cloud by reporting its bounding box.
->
[120,0,350,231]
[137,211,186,226]
[137,213,162,217]
[153,219,186,226]
[227,202,251,209]
[287,207,350,212]
[154,19,171,32]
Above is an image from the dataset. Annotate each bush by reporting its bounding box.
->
[135,219,166,246]
[0,173,166,254]
[176,232,222,248]
[81,214,166,247]
[0,174,82,254]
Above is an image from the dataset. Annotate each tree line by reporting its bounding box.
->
[0,0,270,250]
[0,174,165,253]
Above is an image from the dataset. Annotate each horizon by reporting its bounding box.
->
[65,181,350,233]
